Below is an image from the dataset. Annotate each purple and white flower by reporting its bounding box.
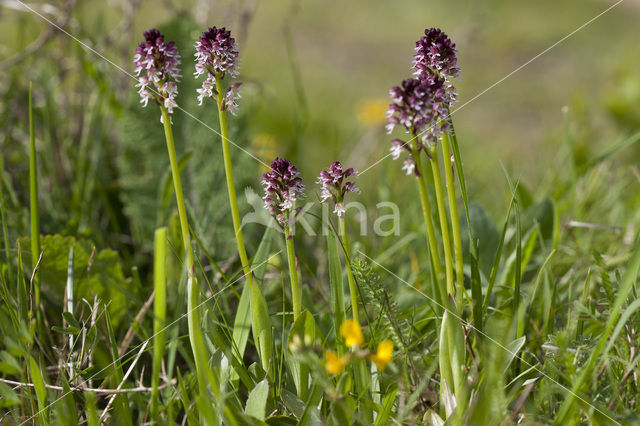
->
[413,28,460,83]
[386,75,453,148]
[262,158,305,226]
[134,29,182,122]
[194,26,242,114]
[316,162,360,217]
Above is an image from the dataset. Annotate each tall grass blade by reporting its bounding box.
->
[28,355,49,425]
[151,227,167,420]
[28,83,41,324]
[327,232,346,355]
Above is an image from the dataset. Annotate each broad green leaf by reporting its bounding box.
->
[51,326,81,335]
[233,227,273,371]
[245,379,269,420]
[327,233,346,355]
[0,351,21,375]
[62,312,81,329]
[0,382,19,408]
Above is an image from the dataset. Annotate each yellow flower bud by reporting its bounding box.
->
[369,340,393,371]
[324,350,345,375]
[340,319,364,348]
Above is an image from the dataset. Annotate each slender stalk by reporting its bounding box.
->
[28,83,41,321]
[428,139,466,410]
[151,227,167,420]
[284,225,301,319]
[413,148,446,305]
[441,133,464,310]
[338,218,370,419]
[160,107,207,395]
[214,76,254,286]
[429,149,455,298]
[339,216,359,323]
[284,222,307,400]
[214,77,272,373]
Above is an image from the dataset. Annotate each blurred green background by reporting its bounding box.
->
[1,0,639,267]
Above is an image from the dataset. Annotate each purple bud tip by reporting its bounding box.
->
[316,161,360,213]
[262,157,305,226]
[133,28,182,122]
[194,26,241,112]
[413,28,460,81]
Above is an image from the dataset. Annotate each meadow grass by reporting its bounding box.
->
[0,7,640,426]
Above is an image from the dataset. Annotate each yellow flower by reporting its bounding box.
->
[324,350,345,375]
[369,340,393,371]
[355,98,389,126]
[340,319,364,348]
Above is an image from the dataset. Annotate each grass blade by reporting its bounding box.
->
[151,227,167,420]
[554,237,640,423]
[28,83,41,324]
[327,232,346,355]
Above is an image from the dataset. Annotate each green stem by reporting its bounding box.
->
[214,76,253,283]
[214,77,272,373]
[28,83,41,320]
[284,225,301,320]
[339,216,359,323]
[430,149,455,298]
[413,150,446,305]
[441,134,465,310]
[160,107,207,395]
[284,222,307,400]
[151,227,167,420]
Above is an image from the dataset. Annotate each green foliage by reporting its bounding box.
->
[352,258,408,350]
[19,234,131,326]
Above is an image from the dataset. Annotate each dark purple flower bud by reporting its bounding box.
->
[134,29,182,122]
[386,75,455,173]
[316,161,360,217]
[195,27,239,78]
[386,76,453,146]
[413,28,460,81]
[194,26,242,112]
[262,158,305,226]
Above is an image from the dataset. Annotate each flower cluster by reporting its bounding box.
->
[413,28,460,82]
[317,162,360,217]
[262,158,305,226]
[324,320,394,375]
[194,26,242,114]
[386,27,460,175]
[134,29,182,122]
[386,75,454,175]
